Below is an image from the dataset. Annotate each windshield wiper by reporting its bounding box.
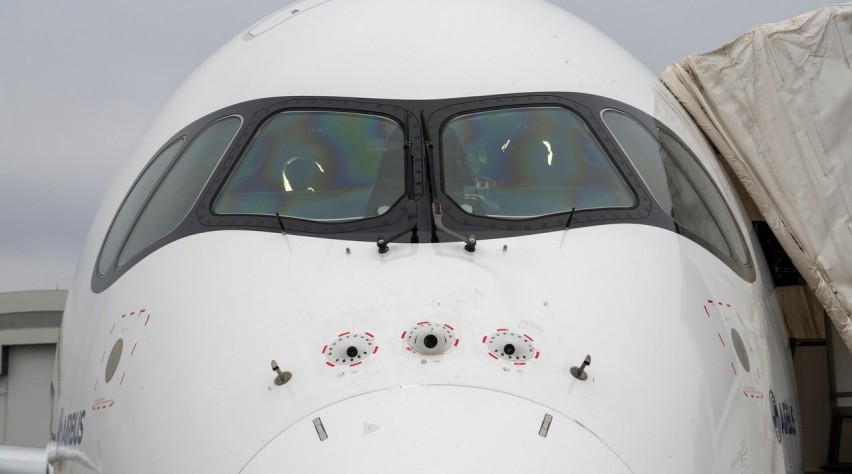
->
[432,202,476,252]
[376,200,417,253]
[420,111,476,252]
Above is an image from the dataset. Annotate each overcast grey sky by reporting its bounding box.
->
[0,0,831,293]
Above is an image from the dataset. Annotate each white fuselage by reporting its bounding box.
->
[53,0,802,472]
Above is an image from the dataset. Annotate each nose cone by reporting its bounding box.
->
[241,386,629,473]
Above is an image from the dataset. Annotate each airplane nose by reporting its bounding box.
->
[241,385,629,473]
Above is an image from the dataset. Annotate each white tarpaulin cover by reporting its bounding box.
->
[661,4,852,352]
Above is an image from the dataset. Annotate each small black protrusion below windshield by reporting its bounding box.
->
[565,207,576,230]
[275,212,287,235]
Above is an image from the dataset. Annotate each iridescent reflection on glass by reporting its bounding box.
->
[441,107,634,218]
[215,111,405,221]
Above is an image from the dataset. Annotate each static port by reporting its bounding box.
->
[423,334,438,349]
[346,346,358,358]
[504,344,516,355]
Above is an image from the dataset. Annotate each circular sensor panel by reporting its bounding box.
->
[323,332,377,367]
[404,322,458,355]
[485,330,538,363]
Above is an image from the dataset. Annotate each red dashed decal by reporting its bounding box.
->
[120,372,126,385]
[748,339,753,352]
[454,339,460,347]
[523,334,534,342]
[364,332,375,338]
[101,351,105,363]
[131,343,137,356]
[717,333,726,346]
[373,346,379,354]
[338,331,350,337]
[707,300,714,304]
[94,379,98,391]
[482,336,487,343]
[121,314,126,318]
[130,312,135,316]
[326,362,335,367]
[718,302,724,306]
[535,351,540,359]
[726,304,731,308]
[417,321,429,325]
[444,324,454,330]
[497,328,508,332]
[400,331,407,339]
[144,314,150,326]
[514,362,526,366]
[351,362,362,367]
[488,353,498,359]
[731,363,737,375]
[321,345,328,354]
[704,306,711,318]
[110,323,115,335]
[737,312,744,324]
[140,309,146,313]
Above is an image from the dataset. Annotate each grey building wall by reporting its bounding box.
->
[0,290,65,449]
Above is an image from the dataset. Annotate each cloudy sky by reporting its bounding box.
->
[0,0,830,293]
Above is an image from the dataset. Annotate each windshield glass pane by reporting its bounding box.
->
[98,138,184,276]
[602,110,746,263]
[441,107,634,218]
[214,111,405,221]
[118,116,241,267]
[659,130,748,265]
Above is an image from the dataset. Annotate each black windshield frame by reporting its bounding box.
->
[92,92,753,292]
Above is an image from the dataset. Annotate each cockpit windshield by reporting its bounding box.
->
[441,107,635,218]
[214,111,405,221]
